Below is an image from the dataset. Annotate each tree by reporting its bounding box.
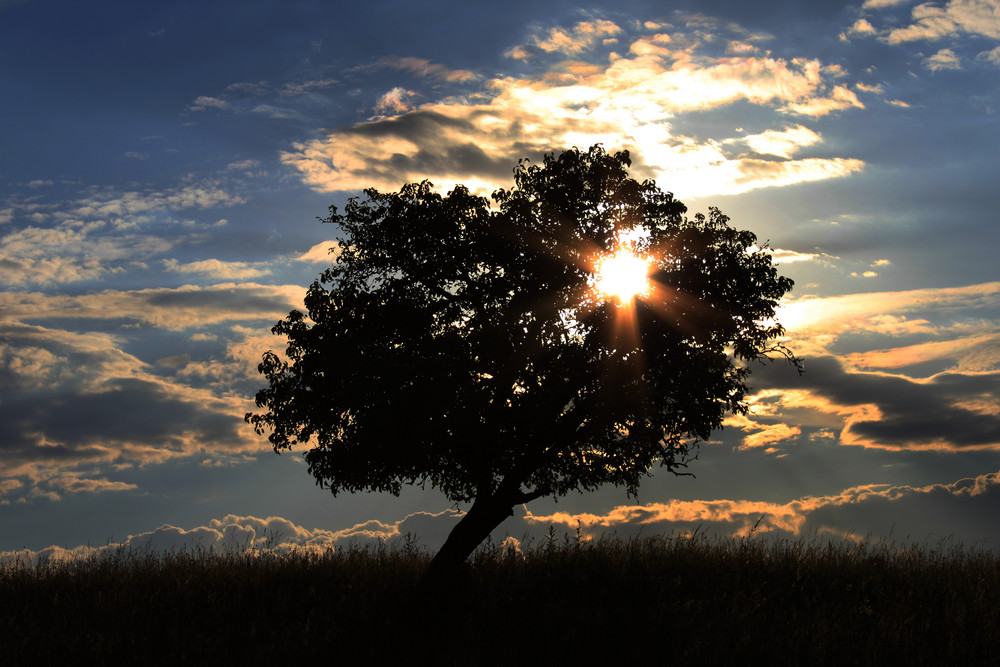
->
[247,145,798,583]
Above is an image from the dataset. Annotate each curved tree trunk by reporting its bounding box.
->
[417,493,515,589]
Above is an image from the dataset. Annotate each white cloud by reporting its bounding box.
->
[296,241,340,263]
[0,511,462,567]
[741,125,822,158]
[769,248,818,263]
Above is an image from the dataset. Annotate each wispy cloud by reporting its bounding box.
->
[0,283,304,329]
[163,258,272,280]
[370,56,477,83]
[188,95,230,111]
[508,19,623,58]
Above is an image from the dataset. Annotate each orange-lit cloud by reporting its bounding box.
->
[522,469,1000,541]
[374,87,418,115]
[843,334,1000,371]
[883,0,1000,44]
[371,56,477,83]
[0,283,305,329]
[511,19,624,57]
[777,282,1000,341]
[163,258,273,280]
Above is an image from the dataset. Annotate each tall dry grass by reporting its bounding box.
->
[2,531,997,664]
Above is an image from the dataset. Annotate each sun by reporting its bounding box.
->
[595,248,652,303]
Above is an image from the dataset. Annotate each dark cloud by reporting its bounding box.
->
[752,355,1000,450]
[0,322,257,488]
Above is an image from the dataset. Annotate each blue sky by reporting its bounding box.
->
[2,0,999,560]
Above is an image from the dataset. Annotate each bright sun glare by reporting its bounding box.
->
[595,248,652,303]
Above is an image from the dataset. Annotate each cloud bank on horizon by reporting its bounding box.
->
[1,0,999,553]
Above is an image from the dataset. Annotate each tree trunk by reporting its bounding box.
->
[417,493,514,589]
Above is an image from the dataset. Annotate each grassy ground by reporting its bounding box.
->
[2,532,998,665]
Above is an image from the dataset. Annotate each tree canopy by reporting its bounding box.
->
[247,145,798,579]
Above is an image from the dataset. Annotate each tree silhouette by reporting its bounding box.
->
[247,145,798,583]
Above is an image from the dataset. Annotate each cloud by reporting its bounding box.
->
[769,248,819,263]
[8,468,1000,565]
[0,179,245,287]
[843,334,1000,372]
[883,0,1000,44]
[848,18,879,37]
[521,469,1000,546]
[282,20,865,198]
[0,283,304,329]
[372,56,476,83]
[725,414,803,451]
[749,355,1000,451]
[0,320,264,489]
[296,241,340,263]
[863,0,912,7]
[777,281,1000,341]
[374,87,418,116]
[740,125,822,158]
[0,222,174,286]
[188,96,231,111]
[0,511,463,567]
[977,44,1000,64]
[163,258,272,280]
[279,78,339,96]
[925,47,963,70]
[513,19,623,57]
[47,475,139,495]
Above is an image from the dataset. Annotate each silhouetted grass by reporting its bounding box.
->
[3,532,998,665]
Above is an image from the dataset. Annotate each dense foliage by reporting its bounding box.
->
[247,145,797,574]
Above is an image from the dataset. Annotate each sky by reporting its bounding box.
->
[2,0,999,562]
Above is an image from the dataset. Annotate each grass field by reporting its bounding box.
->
[3,531,998,665]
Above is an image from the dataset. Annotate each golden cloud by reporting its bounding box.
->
[523,470,1000,540]
[282,21,865,198]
